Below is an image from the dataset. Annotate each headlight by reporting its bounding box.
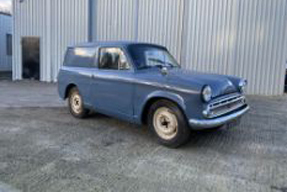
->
[202,85,212,102]
[239,79,247,93]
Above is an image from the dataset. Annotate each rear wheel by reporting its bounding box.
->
[68,87,89,118]
[148,100,191,148]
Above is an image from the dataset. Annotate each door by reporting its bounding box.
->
[91,47,134,120]
[22,37,40,80]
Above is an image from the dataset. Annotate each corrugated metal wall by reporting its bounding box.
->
[92,0,137,41]
[13,0,89,82]
[13,0,49,81]
[50,0,89,81]
[13,0,287,95]
[92,0,184,61]
[91,0,287,95]
[137,0,184,61]
[182,0,287,95]
[0,14,12,71]
[235,0,287,95]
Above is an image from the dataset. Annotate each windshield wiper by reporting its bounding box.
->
[148,58,176,68]
[138,65,152,70]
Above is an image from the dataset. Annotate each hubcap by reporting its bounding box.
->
[70,92,82,114]
[153,107,178,140]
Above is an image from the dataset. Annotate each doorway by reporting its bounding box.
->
[22,37,40,80]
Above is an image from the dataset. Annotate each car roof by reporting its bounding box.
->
[69,41,166,49]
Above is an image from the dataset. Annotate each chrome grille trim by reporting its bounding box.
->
[204,94,246,119]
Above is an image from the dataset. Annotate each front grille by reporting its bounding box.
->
[204,94,246,118]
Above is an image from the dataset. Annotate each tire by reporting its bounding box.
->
[68,87,89,118]
[147,100,191,148]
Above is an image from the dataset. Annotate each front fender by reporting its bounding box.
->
[138,90,187,124]
[146,90,186,110]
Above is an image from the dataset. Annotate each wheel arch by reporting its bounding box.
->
[140,91,187,125]
[64,83,77,99]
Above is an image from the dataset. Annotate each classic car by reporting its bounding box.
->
[58,41,249,147]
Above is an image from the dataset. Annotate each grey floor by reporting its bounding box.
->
[0,81,286,192]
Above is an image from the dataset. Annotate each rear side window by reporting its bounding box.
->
[64,47,96,67]
[98,47,130,70]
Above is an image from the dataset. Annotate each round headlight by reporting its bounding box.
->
[239,80,247,93]
[202,85,212,102]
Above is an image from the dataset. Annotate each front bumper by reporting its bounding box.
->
[189,105,250,129]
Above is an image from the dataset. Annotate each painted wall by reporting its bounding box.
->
[91,0,287,95]
[0,13,12,71]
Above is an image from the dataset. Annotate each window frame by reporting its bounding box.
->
[97,46,133,71]
[127,44,180,70]
[6,34,12,56]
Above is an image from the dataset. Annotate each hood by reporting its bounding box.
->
[167,68,240,97]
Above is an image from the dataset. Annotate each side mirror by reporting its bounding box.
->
[161,67,169,76]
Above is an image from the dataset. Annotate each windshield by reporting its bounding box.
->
[128,44,180,69]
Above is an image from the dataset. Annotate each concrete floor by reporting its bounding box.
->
[0,81,286,192]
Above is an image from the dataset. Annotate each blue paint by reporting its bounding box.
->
[58,42,247,128]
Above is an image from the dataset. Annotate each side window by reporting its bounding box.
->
[99,48,130,70]
[64,47,96,67]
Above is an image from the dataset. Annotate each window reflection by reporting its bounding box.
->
[74,48,95,57]
[99,48,130,70]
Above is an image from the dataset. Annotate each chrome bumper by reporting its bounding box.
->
[189,105,250,129]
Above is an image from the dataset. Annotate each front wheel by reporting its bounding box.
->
[68,87,89,118]
[148,100,191,148]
